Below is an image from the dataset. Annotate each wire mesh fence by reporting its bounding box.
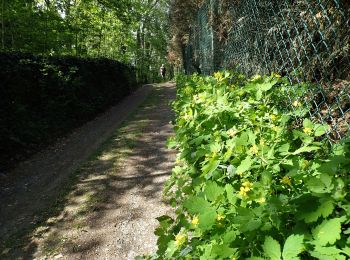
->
[183,0,350,141]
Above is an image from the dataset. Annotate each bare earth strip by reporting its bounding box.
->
[0,83,176,259]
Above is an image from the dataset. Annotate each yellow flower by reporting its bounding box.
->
[242,180,253,190]
[260,138,265,145]
[251,74,262,81]
[227,128,237,137]
[191,216,199,226]
[250,145,259,155]
[303,127,312,135]
[272,125,280,132]
[270,114,277,121]
[239,181,253,197]
[183,114,191,120]
[293,100,302,107]
[281,176,292,186]
[214,71,224,81]
[274,73,281,79]
[256,197,266,204]
[216,213,225,221]
[238,187,247,197]
[175,233,187,247]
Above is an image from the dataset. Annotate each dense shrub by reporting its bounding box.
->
[0,52,137,170]
[151,72,350,259]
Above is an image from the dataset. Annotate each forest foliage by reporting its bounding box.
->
[0,0,171,169]
[0,0,170,80]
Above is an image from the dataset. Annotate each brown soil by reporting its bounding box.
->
[0,83,176,259]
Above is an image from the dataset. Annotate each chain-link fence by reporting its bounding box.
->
[183,0,350,141]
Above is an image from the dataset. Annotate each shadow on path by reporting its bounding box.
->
[0,83,176,259]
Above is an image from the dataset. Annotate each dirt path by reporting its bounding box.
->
[0,83,176,259]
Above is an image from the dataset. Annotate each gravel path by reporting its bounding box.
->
[0,83,176,259]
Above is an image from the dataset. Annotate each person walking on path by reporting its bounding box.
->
[160,64,166,80]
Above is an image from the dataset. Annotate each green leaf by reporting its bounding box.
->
[311,245,345,260]
[223,229,237,244]
[282,234,304,260]
[303,118,314,129]
[342,246,350,257]
[237,156,252,174]
[312,218,342,246]
[211,244,237,258]
[183,196,212,214]
[256,89,263,100]
[314,124,330,137]
[165,240,177,258]
[202,159,220,177]
[204,181,224,201]
[278,143,290,154]
[234,207,261,232]
[292,146,320,155]
[300,200,334,223]
[198,209,216,231]
[306,174,333,194]
[241,218,262,232]
[166,137,177,148]
[236,132,249,147]
[247,258,266,260]
[258,80,276,91]
[225,184,237,205]
[263,236,281,260]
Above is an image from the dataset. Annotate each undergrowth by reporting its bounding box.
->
[146,71,350,259]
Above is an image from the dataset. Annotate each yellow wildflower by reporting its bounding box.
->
[238,187,248,197]
[191,216,199,226]
[175,233,187,247]
[183,114,191,120]
[216,213,225,221]
[272,125,280,132]
[251,74,262,81]
[242,180,253,190]
[239,181,253,197]
[303,127,312,135]
[270,114,277,121]
[227,128,237,137]
[281,176,292,186]
[260,138,265,145]
[274,73,281,79]
[256,197,266,204]
[250,145,259,155]
[214,71,223,81]
[293,100,302,107]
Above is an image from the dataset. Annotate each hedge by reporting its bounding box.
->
[0,52,137,170]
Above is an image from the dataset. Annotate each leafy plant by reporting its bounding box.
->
[152,71,350,259]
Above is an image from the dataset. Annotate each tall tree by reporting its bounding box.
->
[0,0,170,80]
